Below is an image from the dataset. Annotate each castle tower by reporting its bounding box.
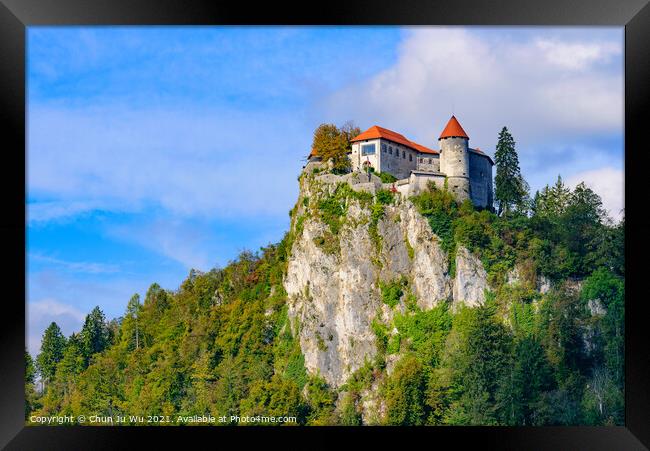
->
[438,115,471,202]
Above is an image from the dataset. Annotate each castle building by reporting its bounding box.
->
[348,116,494,208]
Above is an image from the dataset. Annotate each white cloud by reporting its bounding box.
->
[323,27,623,155]
[567,167,624,222]
[535,39,620,70]
[30,298,86,322]
[27,105,305,223]
[27,200,109,224]
[106,219,213,270]
[27,299,86,356]
[29,253,121,274]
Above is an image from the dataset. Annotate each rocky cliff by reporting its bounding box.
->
[283,170,492,388]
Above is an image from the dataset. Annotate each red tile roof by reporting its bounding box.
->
[439,115,469,139]
[351,125,439,155]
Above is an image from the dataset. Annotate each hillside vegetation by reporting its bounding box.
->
[27,171,624,425]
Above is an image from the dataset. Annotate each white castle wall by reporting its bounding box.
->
[351,139,381,173]
[439,136,471,202]
[348,132,492,209]
[377,139,419,179]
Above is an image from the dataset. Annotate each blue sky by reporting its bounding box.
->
[27,26,624,356]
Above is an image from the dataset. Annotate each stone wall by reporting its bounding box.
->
[377,139,419,179]
[417,154,440,172]
[349,135,492,209]
[407,171,446,196]
[468,150,493,208]
[351,139,381,173]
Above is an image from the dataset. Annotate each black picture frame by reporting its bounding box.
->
[1,0,648,449]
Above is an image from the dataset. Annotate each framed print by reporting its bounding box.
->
[1,0,648,449]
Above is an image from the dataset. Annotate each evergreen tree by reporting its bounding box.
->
[561,182,607,275]
[25,349,39,418]
[581,269,624,388]
[506,337,554,425]
[25,349,36,384]
[533,175,572,219]
[447,304,512,425]
[304,376,337,425]
[144,283,169,313]
[494,127,527,216]
[124,294,143,350]
[57,333,86,379]
[36,322,67,388]
[384,355,427,425]
[80,306,110,365]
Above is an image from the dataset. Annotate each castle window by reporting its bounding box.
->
[381,143,387,153]
[428,158,432,164]
[361,144,376,156]
[402,151,405,159]
[389,146,393,155]
[409,154,412,162]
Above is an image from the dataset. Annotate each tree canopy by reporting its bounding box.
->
[311,122,360,173]
[36,322,67,385]
[26,128,623,427]
[494,127,528,216]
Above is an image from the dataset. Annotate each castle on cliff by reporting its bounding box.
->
[308,116,494,209]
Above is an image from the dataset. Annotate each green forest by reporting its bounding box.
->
[26,127,624,426]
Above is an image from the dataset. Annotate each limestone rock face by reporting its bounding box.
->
[285,200,380,389]
[453,246,488,308]
[587,298,607,317]
[506,263,552,294]
[283,172,566,391]
[400,203,453,310]
[283,174,486,388]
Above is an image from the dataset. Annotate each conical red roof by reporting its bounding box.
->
[439,115,469,140]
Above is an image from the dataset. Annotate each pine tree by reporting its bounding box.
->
[534,175,572,219]
[57,333,85,379]
[36,322,67,388]
[25,349,36,384]
[124,293,143,350]
[25,349,40,418]
[80,306,110,365]
[494,127,527,216]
